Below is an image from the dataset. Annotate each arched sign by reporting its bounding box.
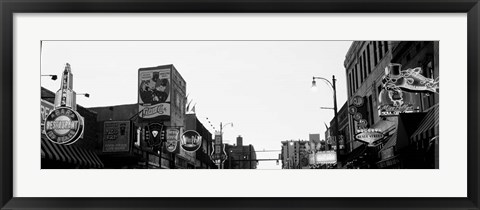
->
[44,107,84,145]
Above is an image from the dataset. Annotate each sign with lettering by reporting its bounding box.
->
[138,67,171,121]
[180,130,202,152]
[314,151,337,164]
[355,128,384,145]
[41,100,54,134]
[103,121,131,152]
[44,107,84,145]
[165,127,180,152]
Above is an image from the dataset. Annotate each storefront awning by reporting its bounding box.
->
[41,137,104,168]
[342,144,368,163]
[410,104,439,142]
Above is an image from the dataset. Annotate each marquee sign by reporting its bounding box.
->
[355,128,384,145]
[44,107,84,145]
[44,63,84,145]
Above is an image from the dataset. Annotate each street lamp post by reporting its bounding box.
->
[312,75,340,168]
[218,122,233,169]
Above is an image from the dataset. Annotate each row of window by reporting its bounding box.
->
[348,41,389,97]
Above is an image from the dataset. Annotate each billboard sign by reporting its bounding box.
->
[138,67,171,121]
[103,121,131,153]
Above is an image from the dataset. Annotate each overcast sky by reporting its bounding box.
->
[41,41,352,169]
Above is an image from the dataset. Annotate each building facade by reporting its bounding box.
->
[342,41,439,169]
[185,113,216,169]
[280,140,308,169]
[225,136,257,169]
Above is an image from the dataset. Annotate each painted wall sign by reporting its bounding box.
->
[44,107,84,145]
[103,121,131,152]
[138,67,171,121]
[180,130,202,152]
[355,128,384,145]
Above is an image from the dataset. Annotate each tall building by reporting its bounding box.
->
[280,140,308,169]
[225,136,257,169]
[342,41,439,169]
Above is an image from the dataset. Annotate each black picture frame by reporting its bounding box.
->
[1,0,479,209]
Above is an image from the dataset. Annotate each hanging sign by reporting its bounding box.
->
[211,133,227,161]
[378,63,439,117]
[355,128,384,145]
[180,130,202,152]
[165,127,180,152]
[44,107,84,145]
[147,123,164,147]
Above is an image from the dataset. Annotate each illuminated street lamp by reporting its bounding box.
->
[312,75,340,168]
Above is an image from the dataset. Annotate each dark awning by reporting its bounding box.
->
[41,137,104,168]
[410,104,439,142]
[342,144,368,163]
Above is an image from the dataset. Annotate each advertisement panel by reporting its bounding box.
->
[138,67,171,121]
[103,121,131,152]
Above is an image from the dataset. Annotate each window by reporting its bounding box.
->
[368,94,374,126]
[367,44,372,73]
[363,51,367,80]
[359,56,364,83]
[384,41,389,53]
[353,65,358,91]
[349,72,353,96]
[373,41,378,65]
[378,41,383,59]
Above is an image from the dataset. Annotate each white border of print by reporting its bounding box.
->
[14,13,467,197]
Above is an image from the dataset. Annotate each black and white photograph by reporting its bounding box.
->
[40,40,439,169]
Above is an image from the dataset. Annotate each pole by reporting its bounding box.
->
[249,145,252,169]
[332,75,340,168]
